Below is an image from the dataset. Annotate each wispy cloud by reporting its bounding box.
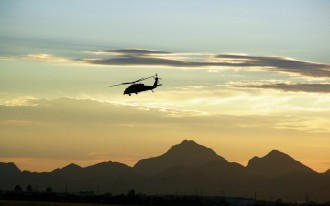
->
[26,53,70,63]
[226,82,330,93]
[87,49,172,56]
[0,96,208,119]
[1,96,329,173]
[23,49,330,78]
[82,49,216,67]
[216,54,330,78]
[84,49,330,78]
[1,96,329,132]
[0,96,38,106]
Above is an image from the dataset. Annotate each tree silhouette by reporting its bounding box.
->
[26,184,33,192]
[127,189,136,197]
[46,186,53,192]
[14,184,22,192]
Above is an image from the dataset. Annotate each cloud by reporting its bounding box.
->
[1,96,329,172]
[24,49,330,78]
[84,49,330,78]
[88,49,172,56]
[216,54,330,78]
[84,55,216,67]
[226,82,330,93]
[26,53,69,63]
[82,49,218,67]
[0,96,38,106]
[1,97,329,134]
[0,97,208,126]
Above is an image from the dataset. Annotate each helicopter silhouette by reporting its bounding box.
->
[109,74,162,96]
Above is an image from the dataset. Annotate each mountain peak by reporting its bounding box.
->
[168,140,213,154]
[180,139,197,145]
[269,149,282,154]
[52,163,82,174]
[166,139,223,159]
[63,163,82,170]
[173,139,199,148]
[247,149,315,177]
[262,149,293,162]
[267,149,290,157]
[0,162,21,177]
[0,162,19,169]
[134,139,226,175]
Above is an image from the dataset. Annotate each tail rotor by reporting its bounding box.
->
[154,73,162,80]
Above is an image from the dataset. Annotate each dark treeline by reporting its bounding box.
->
[0,189,328,206]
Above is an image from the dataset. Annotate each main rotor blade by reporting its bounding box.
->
[109,74,159,87]
[108,82,132,87]
[109,84,123,87]
[133,75,154,83]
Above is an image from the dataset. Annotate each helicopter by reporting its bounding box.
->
[109,74,162,96]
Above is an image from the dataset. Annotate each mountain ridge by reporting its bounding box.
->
[247,149,315,177]
[0,141,320,175]
[1,140,329,202]
[0,162,21,178]
[324,168,330,176]
[134,140,226,175]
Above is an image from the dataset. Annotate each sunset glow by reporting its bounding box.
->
[1,0,329,174]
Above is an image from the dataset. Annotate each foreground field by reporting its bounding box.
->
[0,200,128,206]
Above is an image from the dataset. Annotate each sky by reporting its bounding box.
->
[1,0,330,173]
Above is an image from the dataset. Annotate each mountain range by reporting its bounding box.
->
[1,140,329,202]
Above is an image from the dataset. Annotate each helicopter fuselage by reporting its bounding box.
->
[109,73,161,96]
[124,84,155,96]
[123,77,161,96]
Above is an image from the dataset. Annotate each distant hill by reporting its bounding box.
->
[0,162,20,178]
[134,140,225,175]
[247,150,315,177]
[52,163,83,179]
[51,161,133,180]
[325,168,330,176]
[1,140,329,202]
